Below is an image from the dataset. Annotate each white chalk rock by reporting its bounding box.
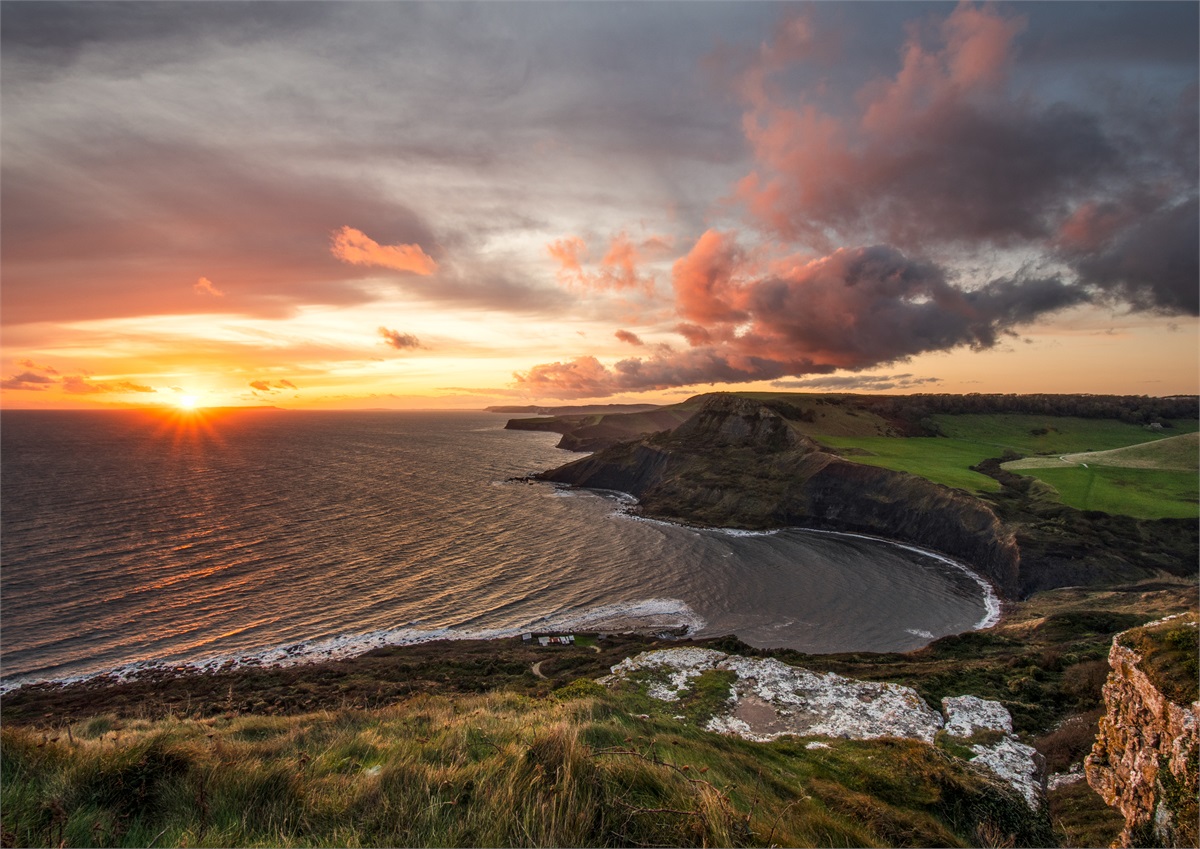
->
[941,694,1014,737]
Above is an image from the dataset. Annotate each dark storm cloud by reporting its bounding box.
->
[736,4,1192,253]
[1065,197,1200,316]
[1,1,332,66]
[517,239,1090,399]
[1019,2,1199,67]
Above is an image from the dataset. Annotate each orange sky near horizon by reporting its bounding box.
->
[3,2,1197,411]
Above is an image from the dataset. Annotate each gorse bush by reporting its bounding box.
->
[1,688,1051,848]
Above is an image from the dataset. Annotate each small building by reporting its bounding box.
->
[536,634,575,646]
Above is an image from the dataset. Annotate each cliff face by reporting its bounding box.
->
[1085,615,1200,848]
[538,395,1022,597]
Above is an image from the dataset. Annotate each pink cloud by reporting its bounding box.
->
[15,359,58,375]
[516,231,1085,399]
[614,329,644,346]
[734,3,1108,251]
[194,276,224,297]
[249,379,300,393]
[671,230,748,325]
[331,226,437,275]
[547,232,658,293]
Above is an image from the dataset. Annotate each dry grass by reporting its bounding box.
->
[1,685,1051,848]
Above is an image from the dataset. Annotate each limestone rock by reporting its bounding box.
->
[1085,614,1199,848]
[942,694,1014,736]
[604,647,1043,807]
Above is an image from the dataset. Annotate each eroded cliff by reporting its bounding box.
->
[1085,614,1200,848]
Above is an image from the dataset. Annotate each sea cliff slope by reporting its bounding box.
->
[537,394,1023,598]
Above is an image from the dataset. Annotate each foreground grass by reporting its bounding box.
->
[1,688,1049,848]
[1118,612,1200,705]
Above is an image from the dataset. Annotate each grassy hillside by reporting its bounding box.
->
[814,414,1197,517]
[812,435,1006,493]
[1008,466,1197,520]
[993,434,1200,519]
[1003,432,1199,472]
[1,686,1049,848]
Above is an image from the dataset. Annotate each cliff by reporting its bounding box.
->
[538,394,1023,597]
[1085,614,1200,848]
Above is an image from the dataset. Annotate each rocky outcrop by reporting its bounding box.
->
[1085,615,1200,848]
[539,394,1023,597]
[603,647,1043,808]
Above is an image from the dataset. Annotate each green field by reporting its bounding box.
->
[930,414,1198,454]
[1011,465,1198,520]
[1004,432,1199,472]
[818,414,1198,518]
[816,435,1006,492]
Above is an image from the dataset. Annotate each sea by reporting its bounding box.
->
[0,409,998,693]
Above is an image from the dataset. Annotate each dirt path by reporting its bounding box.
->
[531,661,548,679]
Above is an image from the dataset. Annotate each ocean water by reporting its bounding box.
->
[0,409,996,692]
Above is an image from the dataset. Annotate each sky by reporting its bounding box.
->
[2,1,1197,410]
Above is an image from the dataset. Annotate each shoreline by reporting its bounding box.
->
[567,481,1005,632]
[2,484,1003,699]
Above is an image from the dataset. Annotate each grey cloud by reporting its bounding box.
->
[0,370,55,390]
[379,328,421,350]
[1069,197,1200,316]
[0,139,439,324]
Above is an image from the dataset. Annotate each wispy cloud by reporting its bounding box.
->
[0,371,56,391]
[60,376,155,395]
[194,277,224,297]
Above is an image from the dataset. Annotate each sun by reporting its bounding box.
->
[176,394,200,411]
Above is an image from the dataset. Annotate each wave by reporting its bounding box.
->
[0,597,703,695]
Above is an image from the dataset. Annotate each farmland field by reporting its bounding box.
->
[817,414,1198,517]
[1015,466,1198,520]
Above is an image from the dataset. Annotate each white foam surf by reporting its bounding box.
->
[0,597,704,695]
